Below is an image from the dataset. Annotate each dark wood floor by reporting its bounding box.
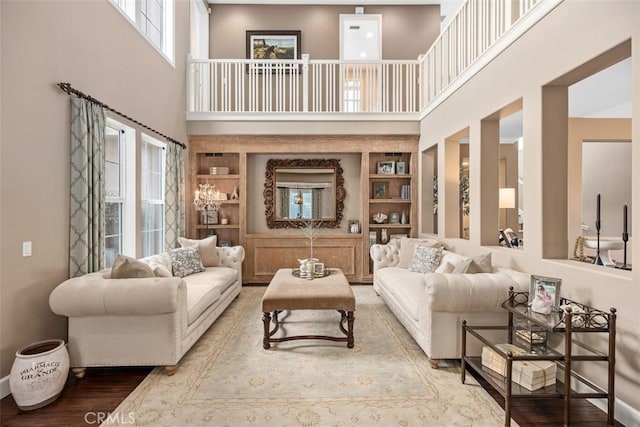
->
[1,363,620,426]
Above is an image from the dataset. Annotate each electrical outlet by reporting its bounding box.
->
[22,241,32,257]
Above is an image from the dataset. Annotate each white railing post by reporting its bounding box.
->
[302,54,310,112]
[417,55,422,111]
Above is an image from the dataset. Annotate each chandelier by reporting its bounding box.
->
[194,183,221,212]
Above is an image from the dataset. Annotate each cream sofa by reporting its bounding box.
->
[370,238,529,368]
[49,245,244,377]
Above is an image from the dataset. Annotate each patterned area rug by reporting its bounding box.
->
[105,286,511,426]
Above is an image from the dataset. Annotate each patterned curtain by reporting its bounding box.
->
[165,142,185,250]
[69,97,106,277]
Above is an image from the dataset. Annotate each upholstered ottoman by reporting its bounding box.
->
[262,268,355,349]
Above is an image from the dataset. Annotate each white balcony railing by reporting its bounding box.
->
[187,56,420,115]
[420,0,552,112]
[187,0,555,118]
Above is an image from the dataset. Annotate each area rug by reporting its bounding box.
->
[104,286,512,426]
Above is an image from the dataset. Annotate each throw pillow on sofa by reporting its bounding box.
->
[139,252,173,277]
[435,250,470,273]
[467,252,492,273]
[398,237,443,268]
[178,235,219,267]
[111,255,155,279]
[409,246,443,273]
[169,246,205,278]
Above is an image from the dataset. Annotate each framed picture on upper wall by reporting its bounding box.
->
[246,30,301,73]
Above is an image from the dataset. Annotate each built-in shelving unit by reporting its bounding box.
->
[364,152,417,279]
[190,151,244,247]
[187,135,417,284]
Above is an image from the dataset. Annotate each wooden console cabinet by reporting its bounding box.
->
[244,234,363,283]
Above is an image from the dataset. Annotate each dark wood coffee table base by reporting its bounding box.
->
[262,309,355,349]
[261,268,356,349]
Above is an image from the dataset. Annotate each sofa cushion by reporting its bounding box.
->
[178,236,219,267]
[409,246,443,273]
[183,267,239,295]
[169,246,205,278]
[398,238,442,268]
[377,267,427,321]
[452,258,473,274]
[435,260,456,273]
[139,252,173,277]
[186,284,221,325]
[376,267,424,294]
[183,267,239,324]
[110,255,155,279]
[151,264,173,277]
[436,250,470,271]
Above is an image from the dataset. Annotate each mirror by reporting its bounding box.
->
[264,159,346,229]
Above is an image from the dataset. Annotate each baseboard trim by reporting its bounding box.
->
[600,397,640,427]
[1,374,10,400]
[558,366,640,427]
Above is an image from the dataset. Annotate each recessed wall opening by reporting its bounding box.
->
[479,99,522,248]
[568,57,632,265]
[422,145,438,234]
[542,40,632,261]
[498,108,523,249]
[443,127,470,240]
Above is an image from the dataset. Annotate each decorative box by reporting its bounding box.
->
[209,167,229,175]
[482,344,557,391]
[514,317,548,352]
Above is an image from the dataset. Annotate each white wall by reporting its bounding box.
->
[0,0,189,377]
[418,0,639,417]
[582,142,632,238]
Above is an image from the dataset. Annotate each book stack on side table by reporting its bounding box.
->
[481,343,556,391]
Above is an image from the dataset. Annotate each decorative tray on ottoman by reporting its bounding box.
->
[291,268,331,278]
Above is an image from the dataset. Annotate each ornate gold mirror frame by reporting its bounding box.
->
[264,158,346,229]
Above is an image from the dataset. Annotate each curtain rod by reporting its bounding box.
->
[57,82,186,149]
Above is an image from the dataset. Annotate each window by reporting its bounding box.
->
[141,136,165,258]
[104,119,166,267]
[343,79,361,112]
[288,189,312,219]
[110,0,174,64]
[105,123,126,268]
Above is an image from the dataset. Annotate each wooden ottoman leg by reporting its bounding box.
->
[347,311,355,348]
[262,312,272,349]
